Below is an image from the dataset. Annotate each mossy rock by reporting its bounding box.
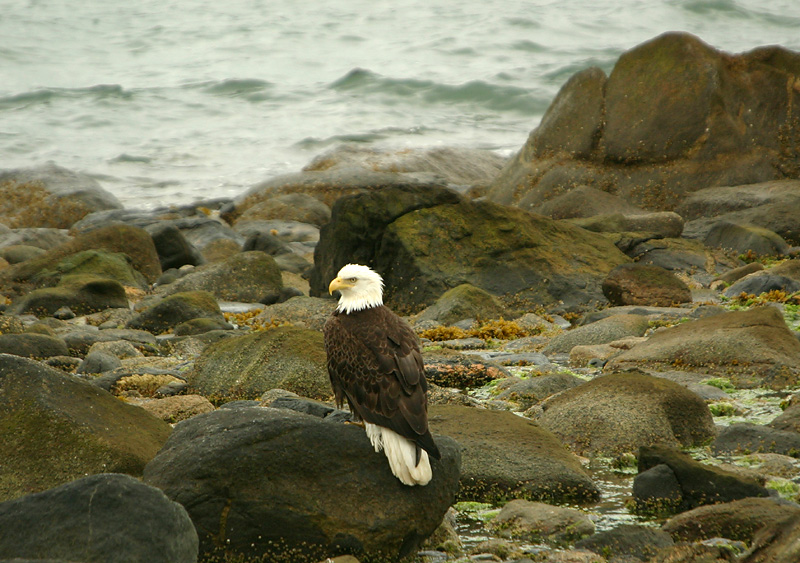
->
[187,326,330,401]
[3,224,161,288]
[160,250,283,302]
[127,290,224,335]
[415,284,511,325]
[0,354,171,501]
[31,249,149,290]
[0,333,68,359]
[7,275,128,318]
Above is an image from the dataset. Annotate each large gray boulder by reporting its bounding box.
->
[0,473,198,563]
[0,354,171,501]
[535,371,715,456]
[311,185,630,315]
[143,406,461,562]
[487,33,800,213]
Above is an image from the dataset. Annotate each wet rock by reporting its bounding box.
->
[711,423,800,457]
[602,263,692,307]
[568,211,684,239]
[768,403,800,433]
[662,497,800,544]
[312,185,630,315]
[628,237,742,285]
[173,317,233,336]
[143,407,460,562]
[76,350,122,374]
[0,473,198,563]
[7,275,129,318]
[242,230,293,255]
[493,372,585,409]
[574,524,674,561]
[714,262,765,285]
[428,405,599,504]
[0,354,171,501]
[489,499,595,546]
[704,221,791,256]
[303,145,506,190]
[0,226,72,251]
[542,314,650,355]
[146,223,205,270]
[489,33,800,212]
[532,185,645,219]
[135,394,216,423]
[415,284,511,326]
[127,290,225,334]
[237,192,331,227]
[649,543,739,563]
[186,325,330,401]
[157,250,283,303]
[606,306,800,389]
[535,371,715,456]
[58,325,157,356]
[633,463,684,513]
[723,272,800,298]
[739,511,800,563]
[680,179,800,246]
[0,333,68,359]
[0,162,122,229]
[635,445,770,514]
[253,296,335,331]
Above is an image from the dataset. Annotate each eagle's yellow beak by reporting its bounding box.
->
[329,276,353,295]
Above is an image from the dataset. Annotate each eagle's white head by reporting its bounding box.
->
[328,263,384,314]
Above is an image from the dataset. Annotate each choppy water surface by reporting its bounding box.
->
[3,0,800,208]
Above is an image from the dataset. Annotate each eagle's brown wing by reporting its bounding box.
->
[323,305,440,459]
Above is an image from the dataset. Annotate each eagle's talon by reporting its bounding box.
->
[344,420,365,428]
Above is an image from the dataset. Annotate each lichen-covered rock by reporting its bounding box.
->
[143,406,460,562]
[0,354,171,501]
[606,306,800,389]
[574,524,674,562]
[535,371,715,456]
[602,263,692,307]
[488,33,800,213]
[237,193,331,227]
[158,250,283,303]
[428,405,599,504]
[30,249,149,289]
[0,473,198,563]
[740,511,800,563]
[186,326,330,401]
[127,290,225,334]
[0,163,122,229]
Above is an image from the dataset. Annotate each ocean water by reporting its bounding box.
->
[2,0,800,209]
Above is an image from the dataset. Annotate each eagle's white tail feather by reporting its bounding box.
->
[364,423,432,486]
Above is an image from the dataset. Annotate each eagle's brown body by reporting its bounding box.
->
[323,304,440,463]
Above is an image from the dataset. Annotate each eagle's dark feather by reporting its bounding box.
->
[323,305,441,461]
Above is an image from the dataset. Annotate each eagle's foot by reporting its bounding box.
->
[345,420,365,429]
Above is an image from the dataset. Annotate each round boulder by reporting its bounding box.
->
[143,406,461,562]
[535,371,715,456]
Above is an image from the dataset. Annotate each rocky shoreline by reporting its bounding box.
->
[2,31,800,563]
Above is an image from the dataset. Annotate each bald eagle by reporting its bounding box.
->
[324,263,440,486]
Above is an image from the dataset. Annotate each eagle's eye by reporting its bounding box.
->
[348,277,358,283]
